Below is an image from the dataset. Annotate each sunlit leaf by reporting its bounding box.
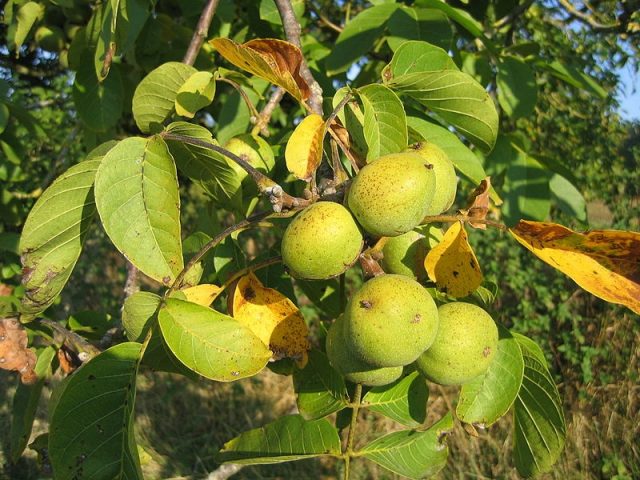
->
[510,221,640,314]
[383,41,456,80]
[175,71,217,118]
[362,371,428,427]
[217,415,341,464]
[232,272,310,361]
[20,159,101,315]
[359,413,453,479]
[513,333,566,477]
[49,343,143,480]
[210,38,310,102]
[95,136,183,285]
[425,221,483,298]
[285,114,325,181]
[181,283,222,307]
[13,2,45,52]
[387,7,452,51]
[549,174,587,222]
[357,84,407,162]
[158,298,271,381]
[457,325,524,426]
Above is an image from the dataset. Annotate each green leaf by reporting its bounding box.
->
[164,122,242,211]
[49,343,144,480]
[175,71,217,118]
[383,41,457,79]
[549,174,587,222]
[123,291,161,342]
[461,52,493,86]
[10,346,56,462]
[407,115,501,203]
[502,151,551,225]
[388,69,499,152]
[359,413,453,479]
[457,325,524,426]
[497,55,538,119]
[19,159,101,315]
[95,136,183,285]
[362,371,428,427]
[13,2,45,51]
[325,3,399,75]
[513,333,566,478]
[132,62,197,133]
[158,298,271,382]
[217,415,341,464]
[293,350,348,420]
[535,60,607,99]
[73,59,124,132]
[357,84,407,162]
[387,7,452,51]
[0,102,9,134]
[333,87,368,162]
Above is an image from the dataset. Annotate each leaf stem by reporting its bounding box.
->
[343,383,363,480]
[161,132,310,212]
[422,213,507,231]
[218,256,283,295]
[217,77,262,120]
[252,87,286,136]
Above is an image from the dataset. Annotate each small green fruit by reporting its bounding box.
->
[326,316,403,386]
[408,142,457,215]
[381,226,443,280]
[344,274,439,367]
[281,202,363,280]
[35,25,65,53]
[224,134,275,182]
[347,152,435,237]
[416,302,498,386]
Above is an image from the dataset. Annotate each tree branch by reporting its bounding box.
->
[274,0,324,115]
[183,0,221,65]
[556,0,621,31]
[217,77,262,121]
[252,87,286,136]
[493,0,535,29]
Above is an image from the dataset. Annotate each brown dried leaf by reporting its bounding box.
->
[463,177,492,229]
[210,38,310,102]
[328,120,366,169]
[0,317,37,384]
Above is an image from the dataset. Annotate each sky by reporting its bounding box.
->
[616,66,640,121]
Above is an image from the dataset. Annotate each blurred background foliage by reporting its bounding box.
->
[1,0,639,478]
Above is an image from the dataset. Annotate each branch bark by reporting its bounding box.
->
[183,0,221,66]
[252,87,286,136]
[274,0,324,115]
[556,0,621,31]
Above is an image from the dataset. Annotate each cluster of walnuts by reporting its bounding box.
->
[281,142,498,387]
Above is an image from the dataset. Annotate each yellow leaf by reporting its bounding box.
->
[181,284,222,307]
[425,221,483,298]
[209,38,310,102]
[232,272,310,361]
[510,221,640,314]
[175,71,217,118]
[285,114,326,181]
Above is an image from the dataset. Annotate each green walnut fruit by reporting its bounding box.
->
[381,225,443,280]
[35,25,66,53]
[344,274,439,367]
[281,202,363,280]
[326,316,403,386]
[224,134,275,182]
[347,152,435,237]
[408,142,457,215]
[416,302,498,386]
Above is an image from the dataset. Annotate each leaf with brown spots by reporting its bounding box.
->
[425,221,483,298]
[285,114,326,181]
[210,38,310,102]
[0,317,37,384]
[232,272,310,364]
[462,177,492,229]
[510,221,640,314]
[181,284,223,307]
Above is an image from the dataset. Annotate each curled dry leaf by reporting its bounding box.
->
[231,272,310,364]
[285,114,326,181]
[181,283,223,307]
[425,221,483,298]
[210,38,310,102]
[328,120,366,170]
[462,177,492,229]
[0,317,37,384]
[510,221,640,314]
